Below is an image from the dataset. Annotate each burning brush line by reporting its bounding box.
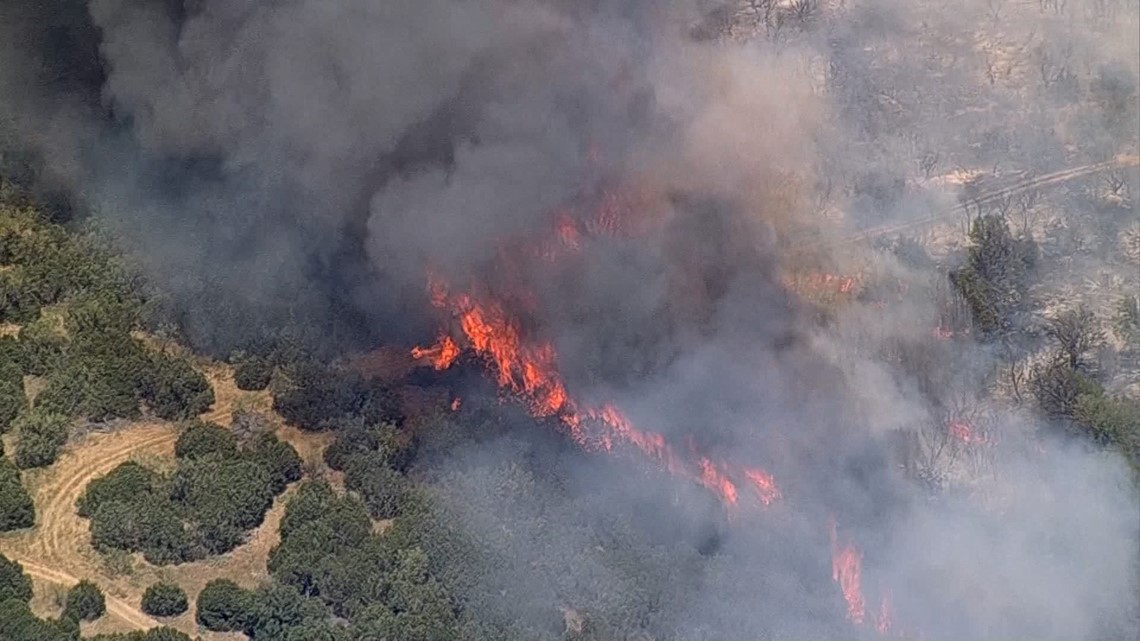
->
[410,176,981,635]
[414,272,782,510]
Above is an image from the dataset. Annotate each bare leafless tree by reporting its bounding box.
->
[918,149,942,179]
[1045,306,1105,370]
[790,0,819,26]
[1104,170,1128,197]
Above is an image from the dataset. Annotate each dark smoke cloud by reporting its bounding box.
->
[1,1,1137,639]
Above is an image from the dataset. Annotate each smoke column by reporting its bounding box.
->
[1,1,1137,639]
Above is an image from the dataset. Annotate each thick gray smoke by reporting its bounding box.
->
[1,1,1138,639]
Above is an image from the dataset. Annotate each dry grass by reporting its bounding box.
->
[0,361,332,639]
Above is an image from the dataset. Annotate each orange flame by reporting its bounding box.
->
[698,458,739,506]
[830,519,866,625]
[451,398,462,412]
[411,334,461,370]
[415,275,778,511]
[743,467,782,505]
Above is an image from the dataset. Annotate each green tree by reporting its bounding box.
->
[1113,294,1140,348]
[0,553,33,603]
[64,580,106,621]
[141,582,188,617]
[233,356,272,392]
[170,459,274,554]
[244,583,331,641]
[950,214,1036,336]
[1074,391,1140,466]
[0,458,35,531]
[324,420,416,474]
[245,433,302,493]
[76,461,159,518]
[343,453,409,520]
[13,409,69,469]
[173,421,238,461]
[279,481,338,541]
[271,360,367,430]
[37,360,141,422]
[15,314,67,376]
[0,350,25,432]
[89,494,192,565]
[196,579,254,632]
[0,598,80,641]
[137,352,214,421]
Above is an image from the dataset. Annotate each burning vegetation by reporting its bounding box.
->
[0,0,1137,640]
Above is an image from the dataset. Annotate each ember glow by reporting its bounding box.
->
[782,272,863,296]
[948,419,988,445]
[876,594,893,635]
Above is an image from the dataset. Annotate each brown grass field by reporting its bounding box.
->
[0,363,334,638]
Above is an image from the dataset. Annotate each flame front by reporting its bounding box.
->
[743,467,782,505]
[414,271,777,511]
[830,518,867,625]
[412,334,461,370]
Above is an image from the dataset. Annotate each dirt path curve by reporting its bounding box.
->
[15,558,161,630]
[791,154,1140,254]
[0,368,243,632]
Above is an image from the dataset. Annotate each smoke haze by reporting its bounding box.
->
[1,1,1138,639]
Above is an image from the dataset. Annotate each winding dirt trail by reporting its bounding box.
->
[791,154,1139,254]
[0,366,254,635]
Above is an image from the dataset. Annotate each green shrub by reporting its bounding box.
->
[1031,357,1100,419]
[0,598,79,641]
[196,579,254,632]
[137,353,214,421]
[950,214,1035,337]
[64,580,106,621]
[0,378,26,433]
[16,315,67,376]
[37,360,141,422]
[170,459,274,554]
[141,582,188,617]
[0,458,35,530]
[174,420,238,461]
[278,481,337,541]
[1074,392,1140,465]
[0,553,33,603]
[89,494,192,565]
[324,420,416,473]
[245,433,302,493]
[13,409,69,469]
[0,350,25,432]
[234,357,272,392]
[343,453,409,520]
[271,360,367,430]
[76,461,159,518]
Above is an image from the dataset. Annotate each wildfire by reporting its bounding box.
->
[830,518,866,625]
[875,594,893,635]
[743,467,782,505]
[948,419,988,445]
[412,271,778,510]
[783,272,862,295]
[411,334,461,370]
